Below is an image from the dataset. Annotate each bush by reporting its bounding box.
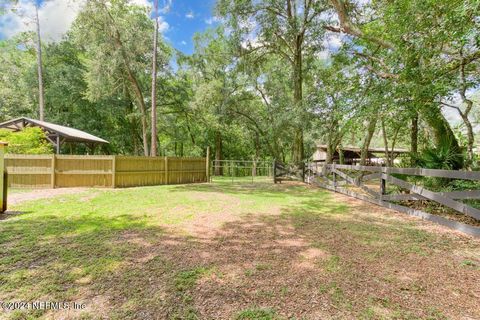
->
[414,137,465,189]
[0,127,53,154]
[417,138,464,171]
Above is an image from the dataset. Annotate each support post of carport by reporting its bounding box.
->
[56,135,60,154]
[0,142,7,213]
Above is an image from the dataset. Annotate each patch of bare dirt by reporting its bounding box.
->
[7,188,89,206]
[27,184,480,319]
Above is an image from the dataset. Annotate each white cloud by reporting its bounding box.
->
[0,0,85,42]
[157,16,169,33]
[323,33,343,51]
[180,40,186,45]
[0,0,170,42]
[129,0,168,33]
[185,11,194,19]
[315,51,330,60]
[205,16,220,25]
[159,0,172,14]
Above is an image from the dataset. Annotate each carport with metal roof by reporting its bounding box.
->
[0,117,109,154]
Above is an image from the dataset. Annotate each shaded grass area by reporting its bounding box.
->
[0,182,479,319]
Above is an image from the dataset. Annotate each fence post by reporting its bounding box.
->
[273,159,277,184]
[111,156,116,188]
[165,156,169,185]
[51,154,56,189]
[206,147,210,183]
[0,142,7,213]
[332,161,337,190]
[380,166,387,200]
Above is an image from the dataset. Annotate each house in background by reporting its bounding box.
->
[0,117,109,154]
[313,144,409,165]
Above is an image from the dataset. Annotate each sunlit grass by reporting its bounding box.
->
[0,181,467,319]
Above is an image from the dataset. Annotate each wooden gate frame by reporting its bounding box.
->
[307,163,480,237]
[273,160,305,183]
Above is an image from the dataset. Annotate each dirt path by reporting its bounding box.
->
[7,188,88,205]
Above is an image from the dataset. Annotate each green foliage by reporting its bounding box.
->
[174,267,211,292]
[1,0,479,165]
[235,308,279,320]
[0,128,52,154]
[418,138,464,171]
[445,179,480,192]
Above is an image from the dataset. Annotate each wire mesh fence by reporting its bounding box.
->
[210,160,274,183]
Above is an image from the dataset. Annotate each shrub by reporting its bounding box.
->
[0,127,53,154]
[417,138,464,171]
[415,137,465,189]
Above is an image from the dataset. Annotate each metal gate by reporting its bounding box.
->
[210,160,274,183]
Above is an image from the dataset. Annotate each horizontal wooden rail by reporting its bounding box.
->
[307,163,480,238]
[328,164,480,181]
[7,171,52,175]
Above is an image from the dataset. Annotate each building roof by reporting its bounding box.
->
[316,144,408,154]
[0,117,109,144]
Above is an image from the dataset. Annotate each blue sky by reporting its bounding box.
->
[0,0,220,54]
[160,0,218,54]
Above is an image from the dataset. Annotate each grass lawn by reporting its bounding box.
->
[0,181,479,319]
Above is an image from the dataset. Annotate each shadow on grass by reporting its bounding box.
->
[0,210,32,221]
[0,185,477,320]
[170,181,326,200]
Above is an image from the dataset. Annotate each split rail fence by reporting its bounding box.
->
[307,162,480,237]
[5,155,208,188]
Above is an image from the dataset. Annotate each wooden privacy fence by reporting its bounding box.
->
[5,155,208,188]
[307,163,480,237]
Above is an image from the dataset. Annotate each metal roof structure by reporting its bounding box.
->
[0,117,109,153]
[316,144,409,154]
[314,144,409,164]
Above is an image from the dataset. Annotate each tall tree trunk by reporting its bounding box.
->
[459,56,475,169]
[338,147,345,164]
[292,37,304,164]
[326,142,335,164]
[389,126,400,167]
[35,5,45,121]
[150,0,159,157]
[381,119,391,166]
[360,116,377,165]
[104,4,149,156]
[214,131,223,175]
[462,113,475,168]
[421,106,459,150]
[253,132,260,176]
[410,112,418,155]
